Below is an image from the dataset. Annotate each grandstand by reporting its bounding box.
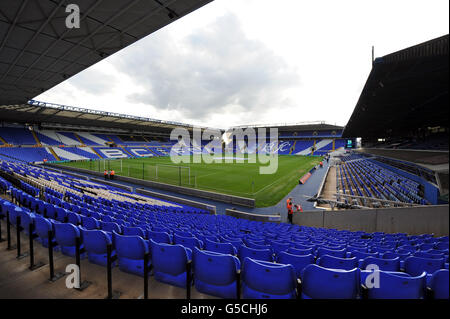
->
[0,0,448,303]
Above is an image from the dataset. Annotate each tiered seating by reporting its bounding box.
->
[0,159,448,299]
[338,157,429,206]
[0,128,36,145]
[0,147,56,162]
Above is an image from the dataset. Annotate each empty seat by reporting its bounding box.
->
[123,226,146,239]
[54,223,84,258]
[204,239,236,255]
[287,247,313,256]
[193,247,240,299]
[148,230,172,244]
[238,245,273,263]
[300,264,359,299]
[404,256,446,277]
[316,247,346,258]
[428,269,449,299]
[242,258,298,299]
[361,270,426,299]
[114,232,150,277]
[81,216,100,230]
[81,228,114,267]
[150,240,192,298]
[361,256,400,272]
[277,252,315,278]
[317,255,358,271]
[173,234,203,251]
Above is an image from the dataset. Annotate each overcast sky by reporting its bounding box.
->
[35,0,449,129]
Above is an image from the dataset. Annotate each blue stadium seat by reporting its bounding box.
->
[360,256,400,271]
[81,228,114,267]
[53,222,90,289]
[81,216,100,230]
[427,269,449,299]
[317,255,358,271]
[316,247,346,258]
[204,239,236,255]
[242,258,298,299]
[114,232,151,277]
[148,230,172,244]
[81,228,118,298]
[238,245,273,263]
[123,226,147,239]
[361,270,426,299]
[287,247,313,256]
[300,264,359,299]
[404,256,446,277]
[277,252,315,278]
[193,247,241,299]
[150,240,192,299]
[173,234,203,251]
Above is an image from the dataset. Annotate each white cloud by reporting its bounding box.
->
[35,0,449,129]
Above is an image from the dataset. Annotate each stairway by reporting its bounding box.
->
[47,147,61,161]
[289,141,297,155]
[31,131,41,145]
[90,147,103,159]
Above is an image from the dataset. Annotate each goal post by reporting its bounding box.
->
[152,164,191,186]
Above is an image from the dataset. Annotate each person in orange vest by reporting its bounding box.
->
[110,169,115,180]
[104,170,108,180]
[319,161,323,168]
[287,197,294,224]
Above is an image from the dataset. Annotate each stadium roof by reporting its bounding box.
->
[232,122,344,132]
[0,0,213,106]
[0,100,204,134]
[343,35,449,138]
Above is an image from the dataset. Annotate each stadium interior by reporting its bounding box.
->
[0,1,448,301]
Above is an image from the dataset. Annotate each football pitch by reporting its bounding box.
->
[58,155,322,207]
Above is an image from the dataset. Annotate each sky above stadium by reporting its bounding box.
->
[36,0,449,129]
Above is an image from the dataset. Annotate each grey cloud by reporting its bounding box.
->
[114,13,300,123]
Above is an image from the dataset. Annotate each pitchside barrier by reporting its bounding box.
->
[136,188,216,214]
[294,205,449,236]
[299,166,317,184]
[33,164,89,180]
[91,178,133,192]
[45,163,256,208]
[225,208,281,223]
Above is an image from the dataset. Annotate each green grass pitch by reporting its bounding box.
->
[58,155,322,207]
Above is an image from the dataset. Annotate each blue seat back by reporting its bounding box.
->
[317,255,358,271]
[361,256,400,271]
[242,258,297,299]
[204,239,236,255]
[429,269,449,299]
[193,247,240,299]
[277,252,315,278]
[404,256,445,276]
[301,264,359,299]
[150,240,191,288]
[363,270,426,299]
[238,245,273,263]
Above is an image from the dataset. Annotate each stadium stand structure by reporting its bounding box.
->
[0,119,349,163]
[0,0,448,300]
[0,161,448,299]
[314,35,449,210]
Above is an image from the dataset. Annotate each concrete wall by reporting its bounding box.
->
[136,188,216,214]
[226,209,281,223]
[46,163,255,207]
[91,178,133,192]
[294,205,449,236]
